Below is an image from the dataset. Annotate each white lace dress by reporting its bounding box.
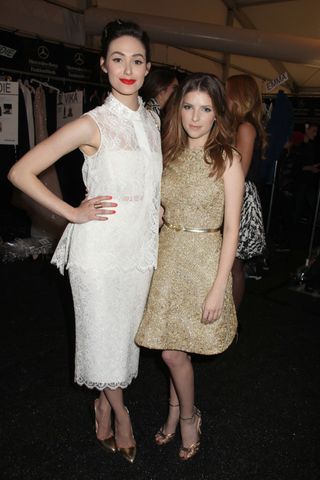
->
[51,93,162,390]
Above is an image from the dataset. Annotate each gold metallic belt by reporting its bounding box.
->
[163,219,220,233]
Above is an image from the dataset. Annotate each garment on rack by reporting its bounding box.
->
[34,85,48,144]
[19,80,35,148]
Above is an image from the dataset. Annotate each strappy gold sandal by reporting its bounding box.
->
[155,401,180,446]
[179,407,202,461]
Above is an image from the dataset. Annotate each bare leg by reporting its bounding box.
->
[94,390,113,440]
[162,350,200,459]
[232,257,245,310]
[103,387,135,448]
[155,378,180,440]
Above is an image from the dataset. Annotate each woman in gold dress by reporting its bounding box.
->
[135,73,244,460]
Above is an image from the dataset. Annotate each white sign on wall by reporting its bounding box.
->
[265,72,289,92]
[0,81,19,145]
[57,90,83,129]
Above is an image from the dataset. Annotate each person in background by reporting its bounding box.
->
[8,19,162,464]
[140,68,179,121]
[272,131,304,250]
[136,73,244,461]
[226,74,267,309]
[293,123,320,225]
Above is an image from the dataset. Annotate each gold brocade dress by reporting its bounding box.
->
[135,148,237,355]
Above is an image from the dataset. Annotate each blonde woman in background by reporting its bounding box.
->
[226,74,267,310]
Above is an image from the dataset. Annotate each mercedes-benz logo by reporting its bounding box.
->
[74,52,84,66]
[38,45,49,60]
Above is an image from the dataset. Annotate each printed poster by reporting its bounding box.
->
[0,81,19,145]
[57,90,83,128]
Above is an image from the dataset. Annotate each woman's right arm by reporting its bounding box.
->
[8,116,115,223]
[236,122,256,178]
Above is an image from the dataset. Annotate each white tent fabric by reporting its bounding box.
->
[1,0,319,93]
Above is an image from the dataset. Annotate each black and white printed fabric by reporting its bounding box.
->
[236,180,266,260]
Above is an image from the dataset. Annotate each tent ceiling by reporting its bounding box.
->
[235,0,296,5]
[1,0,319,94]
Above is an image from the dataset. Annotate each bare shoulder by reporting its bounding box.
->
[75,115,101,152]
[231,148,241,164]
[68,114,98,135]
[223,148,241,170]
[238,121,256,139]
[52,115,97,139]
[42,114,100,155]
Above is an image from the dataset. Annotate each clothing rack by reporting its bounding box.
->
[30,78,60,93]
[0,67,105,89]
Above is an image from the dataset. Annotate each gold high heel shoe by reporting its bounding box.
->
[155,402,180,446]
[179,407,202,461]
[94,399,116,454]
[116,406,137,463]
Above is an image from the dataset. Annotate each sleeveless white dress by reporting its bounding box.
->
[51,93,162,390]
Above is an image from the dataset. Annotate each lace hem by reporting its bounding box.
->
[75,372,138,391]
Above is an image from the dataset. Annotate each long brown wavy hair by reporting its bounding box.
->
[226,74,267,155]
[162,73,236,179]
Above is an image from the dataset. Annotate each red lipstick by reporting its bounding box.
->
[120,79,136,85]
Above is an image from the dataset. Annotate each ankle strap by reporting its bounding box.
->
[180,406,200,421]
[180,414,194,421]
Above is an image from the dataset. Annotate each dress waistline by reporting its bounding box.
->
[163,219,220,233]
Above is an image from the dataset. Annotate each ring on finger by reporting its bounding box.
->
[94,203,103,209]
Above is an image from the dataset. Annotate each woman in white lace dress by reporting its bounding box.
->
[8,20,162,463]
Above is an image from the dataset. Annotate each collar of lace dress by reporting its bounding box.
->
[104,93,144,120]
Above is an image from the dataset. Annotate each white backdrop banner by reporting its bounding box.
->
[57,90,83,129]
[0,81,19,145]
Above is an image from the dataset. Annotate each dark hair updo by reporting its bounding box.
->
[100,19,151,62]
